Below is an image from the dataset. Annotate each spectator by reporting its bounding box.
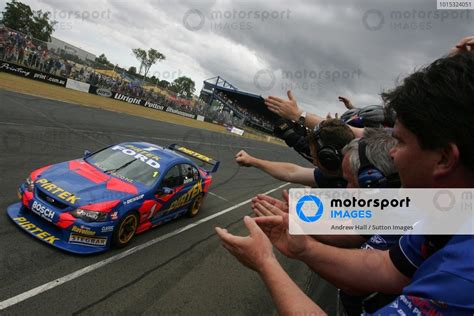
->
[217,49,474,315]
[235,119,354,188]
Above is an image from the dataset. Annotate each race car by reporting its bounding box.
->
[7,142,219,254]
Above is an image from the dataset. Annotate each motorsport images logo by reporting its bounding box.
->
[296,195,324,222]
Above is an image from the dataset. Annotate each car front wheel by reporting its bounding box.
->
[112,212,139,248]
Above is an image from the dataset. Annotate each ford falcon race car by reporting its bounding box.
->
[7,143,219,254]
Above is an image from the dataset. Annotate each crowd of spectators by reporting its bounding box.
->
[215,91,274,132]
[0,26,207,117]
[1,26,281,133]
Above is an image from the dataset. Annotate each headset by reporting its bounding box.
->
[313,123,343,171]
[357,139,401,188]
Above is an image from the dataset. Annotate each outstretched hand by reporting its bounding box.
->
[265,90,300,121]
[255,214,310,259]
[450,36,474,55]
[215,216,277,272]
[338,96,353,109]
[252,190,289,217]
[235,150,255,167]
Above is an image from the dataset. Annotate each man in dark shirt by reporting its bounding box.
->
[235,118,353,188]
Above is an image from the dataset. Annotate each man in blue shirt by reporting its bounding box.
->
[217,42,474,315]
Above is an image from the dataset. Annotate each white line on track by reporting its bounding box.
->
[207,191,230,202]
[0,182,289,311]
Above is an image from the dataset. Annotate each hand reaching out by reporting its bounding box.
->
[252,190,289,217]
[235,150,255,167]
[265,90,301,121]
[450,36,474,55]
[338,96,354,109]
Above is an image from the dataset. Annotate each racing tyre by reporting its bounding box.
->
[187,194,204,217]
[112,212,139,248]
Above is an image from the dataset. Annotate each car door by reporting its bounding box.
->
[150,164,185,222]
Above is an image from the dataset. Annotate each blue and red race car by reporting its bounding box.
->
[7,142,219,254]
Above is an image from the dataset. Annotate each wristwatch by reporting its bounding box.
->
[297,111,307,126]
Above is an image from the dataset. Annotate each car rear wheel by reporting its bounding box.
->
[112,212,139,248]
[187,194,204,217]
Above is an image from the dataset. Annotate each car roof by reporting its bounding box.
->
[117,142,194,169]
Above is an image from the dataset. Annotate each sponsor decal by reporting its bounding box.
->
[35,178,80,204]
[0,61,66,86]
[0,62,30,76]
[13,217,60,244]
[111,145,160,169]
[124,194,144,205]
[96,88,112,98]
[69,234,107,247]
[165,107,196,119]
[71,225,96,236]
[176,146,213,163]
[31,200,55,222]
[125,145,161,161]
[110,172,134,183]
[110,212,118,220]
[113,93,141,105]
[167,181,203,211]
[144,100,165,110]
[101,225,114,233]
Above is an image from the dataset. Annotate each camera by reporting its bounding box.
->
[273,118,313,163]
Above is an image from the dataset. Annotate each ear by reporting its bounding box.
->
[433,143,460,179]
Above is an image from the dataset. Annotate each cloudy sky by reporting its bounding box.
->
[1,0,472,115]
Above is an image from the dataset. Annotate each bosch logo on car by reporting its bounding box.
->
[31,201,55,221]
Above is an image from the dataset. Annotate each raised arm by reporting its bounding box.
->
[235,150,316,186]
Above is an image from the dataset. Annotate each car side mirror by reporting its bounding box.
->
[84,150,91,158]
[157,187,173,195]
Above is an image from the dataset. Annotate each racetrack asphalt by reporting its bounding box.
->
[0,89,337,315]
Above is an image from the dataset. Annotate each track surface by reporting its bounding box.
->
[0,89,336,315]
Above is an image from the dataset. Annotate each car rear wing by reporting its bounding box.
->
[169,144,220,173]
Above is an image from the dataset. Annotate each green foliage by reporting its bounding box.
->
[169,76,196,99]
[1,0,56,41]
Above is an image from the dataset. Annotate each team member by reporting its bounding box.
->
[217,51,474,314]
[236,119,354,188]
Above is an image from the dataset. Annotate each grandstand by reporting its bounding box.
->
[200,76,279,134]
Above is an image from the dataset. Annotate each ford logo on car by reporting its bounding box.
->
[96,88,112,98]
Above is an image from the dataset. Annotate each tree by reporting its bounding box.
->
[1,0,56,41]
[96,53,112,66]
[169,76,196,99]
[132,48,166,82]
[128,66,137,75]
[158,80,170,89]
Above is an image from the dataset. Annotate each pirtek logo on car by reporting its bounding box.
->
[14,217,60,244]
[36,178,80,204]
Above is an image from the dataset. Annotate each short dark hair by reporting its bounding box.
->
[382,52,474,171]
[308,118,355,151]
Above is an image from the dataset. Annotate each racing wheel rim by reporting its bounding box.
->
[190,195,203,216]
[118,214,138,244]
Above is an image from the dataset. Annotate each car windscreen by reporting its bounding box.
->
[85,147,160,187]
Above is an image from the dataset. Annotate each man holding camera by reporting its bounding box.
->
[236,118,354,189]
